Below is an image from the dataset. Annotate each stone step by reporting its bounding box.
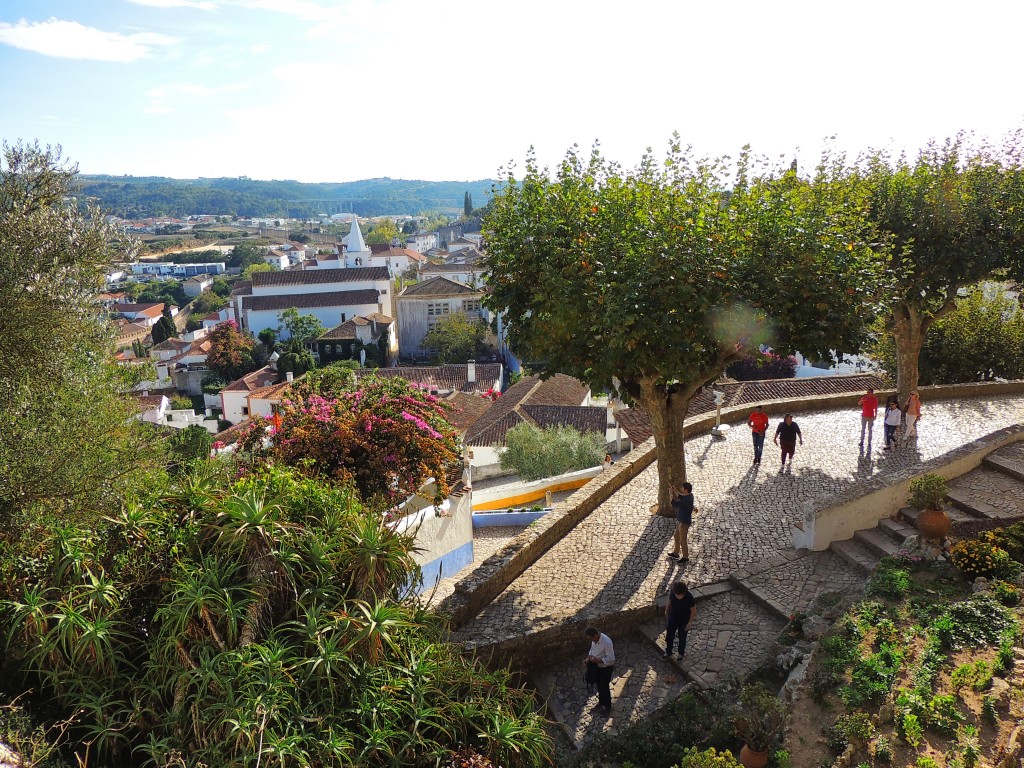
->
[639,589,786,690]
[983,452,1024,483]
[900,504,975,527]
[854,527,901,559]
[878,517,916,544]
[830,538,879,575]
[946,488,1018,521]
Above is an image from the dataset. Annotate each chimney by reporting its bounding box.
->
[142,389,149,397]
[286,371,294,383]
[467,359,476,384]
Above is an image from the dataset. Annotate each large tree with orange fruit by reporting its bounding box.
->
[484,139,882,515]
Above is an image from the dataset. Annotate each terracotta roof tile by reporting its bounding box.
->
[520,404,607,436]
[354,363,501,394]
[444,391,494,431]
[222,366,281,393]
[247,289,380,313]
[398,276,480,297]
[252,266,389,287]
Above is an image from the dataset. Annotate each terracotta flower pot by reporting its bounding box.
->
[917,506,950,541]
[739,745,769,768]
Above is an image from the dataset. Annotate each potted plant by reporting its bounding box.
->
[733,683,787,768]
[908,473,950,540]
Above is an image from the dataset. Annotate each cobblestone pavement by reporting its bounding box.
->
[530,634,690,747]
[949,466,1024,518]
[453,395,1024,642]
[737,550,866,618]
[645,588,788,689]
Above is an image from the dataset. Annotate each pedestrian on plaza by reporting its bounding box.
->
[667,482,694,563]
[883,395,902,450]
[903,390,922,443]
[602,453,615,470]
[663,580,697,661]
[773,414,803,468]
[584,626,615,714]
[858,388,879,447]
[747,405,769,464]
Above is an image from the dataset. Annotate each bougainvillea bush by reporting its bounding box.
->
[239,374,460,505]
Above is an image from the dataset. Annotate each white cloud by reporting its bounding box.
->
[125,0,218,10]
[250,42,269,55]
[0,17,179,62]
[232,0,336,22]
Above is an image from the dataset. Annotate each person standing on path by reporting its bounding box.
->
[903,391,922,443]
[747,405,769,464]
[858,389,879,447]
[883,395,902,450]
[584,626,615,714]
[667,482,694,562]
[774,414,803,467]
[663,581,697,661]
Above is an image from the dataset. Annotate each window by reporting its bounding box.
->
[462,299,481,316]
[242,407,249,416]
[426,302,451,328]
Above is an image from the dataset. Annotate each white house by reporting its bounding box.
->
[220,366,282,425]
[115,302,172,328]
[395,276,487,359]
[406,232,438,253]
[368,245,427,275]
[419,261,482,287]
[239,266,393,339]
[183,275,215,297]
[133,392,171,424]
[264,250,290,270]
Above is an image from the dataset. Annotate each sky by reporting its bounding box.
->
[1,0,1022,183]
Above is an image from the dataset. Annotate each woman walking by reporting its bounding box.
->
[903,391,922,443]
[883,395,902,450]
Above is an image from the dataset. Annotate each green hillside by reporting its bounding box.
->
[77,175,499,218]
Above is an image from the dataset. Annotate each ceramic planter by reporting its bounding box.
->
[917,506,950,540]
[739,745,769,768]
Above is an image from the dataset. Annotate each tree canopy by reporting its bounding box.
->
[484,140,882,513]
[857,132,1024,399]
[206,320,258,382]
[421,312,489,364]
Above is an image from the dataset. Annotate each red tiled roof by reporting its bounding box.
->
[463,373,592,447]
[444,391,494,431]
[614,372,886,444]
[520,404,607,435]
[252,266,389,287]
[354,363,502,394]
[398,276,481,297]
[222,366,281,393]
[247,289,380,313]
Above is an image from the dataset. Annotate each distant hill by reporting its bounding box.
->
[76,175,499,219]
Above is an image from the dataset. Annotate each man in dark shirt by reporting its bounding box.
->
[773,413,803,468]
[663,580,697,660]
[667,482,694,562]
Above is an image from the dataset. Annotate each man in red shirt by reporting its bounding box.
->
[858,388,879,447]
[747,405,769,464]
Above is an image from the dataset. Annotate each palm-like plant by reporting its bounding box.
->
[341,512,418,600]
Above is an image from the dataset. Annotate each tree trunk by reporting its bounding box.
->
[637,377,696,517]
[891,303,926,404]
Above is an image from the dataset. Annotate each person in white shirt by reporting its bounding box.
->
[584,626,615,713]
[883,395,902,450]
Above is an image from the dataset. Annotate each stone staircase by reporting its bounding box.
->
[831,442,1024,574]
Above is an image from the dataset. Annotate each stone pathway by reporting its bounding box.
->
[735,550,866,618]
[427,525,528,605]
[530,634,690,747]
[453,395,1024,642]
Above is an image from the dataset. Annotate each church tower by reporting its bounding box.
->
[343,216,370,267]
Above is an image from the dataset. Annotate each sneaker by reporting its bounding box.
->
[667,552,680,559]
[675,653,685,661]
[678,557,690,563]
[662,651,671,660]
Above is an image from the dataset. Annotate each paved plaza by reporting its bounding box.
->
[452,395,1024,643]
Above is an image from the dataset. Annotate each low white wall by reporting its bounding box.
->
[797,425,1024,550]
[471,466,603,511]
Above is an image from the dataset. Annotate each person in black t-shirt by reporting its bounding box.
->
[773,413,803,467]
[663,581,697,660]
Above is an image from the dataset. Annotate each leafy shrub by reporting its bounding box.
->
[826,712,875,753]
[169,394,194,411]
[499,422,606,481]
[916,758,938,768]
[908,473,949,510]
[980,523,1024,562]
[867,565,910,600]
[950,539,1020,579]
[981,695,997,723]
[900,712,923,747]
[991,578,1020,606]
[994,634,1016,675]
[871,735,893,764]
[675,747,742,768]
[841,643,904,707]
[927,694,964,737]
[724,351,797,381]
[949,659,990,694]
[958,724,981,768]
[734,684,787,753]
[932,595,1018,649]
